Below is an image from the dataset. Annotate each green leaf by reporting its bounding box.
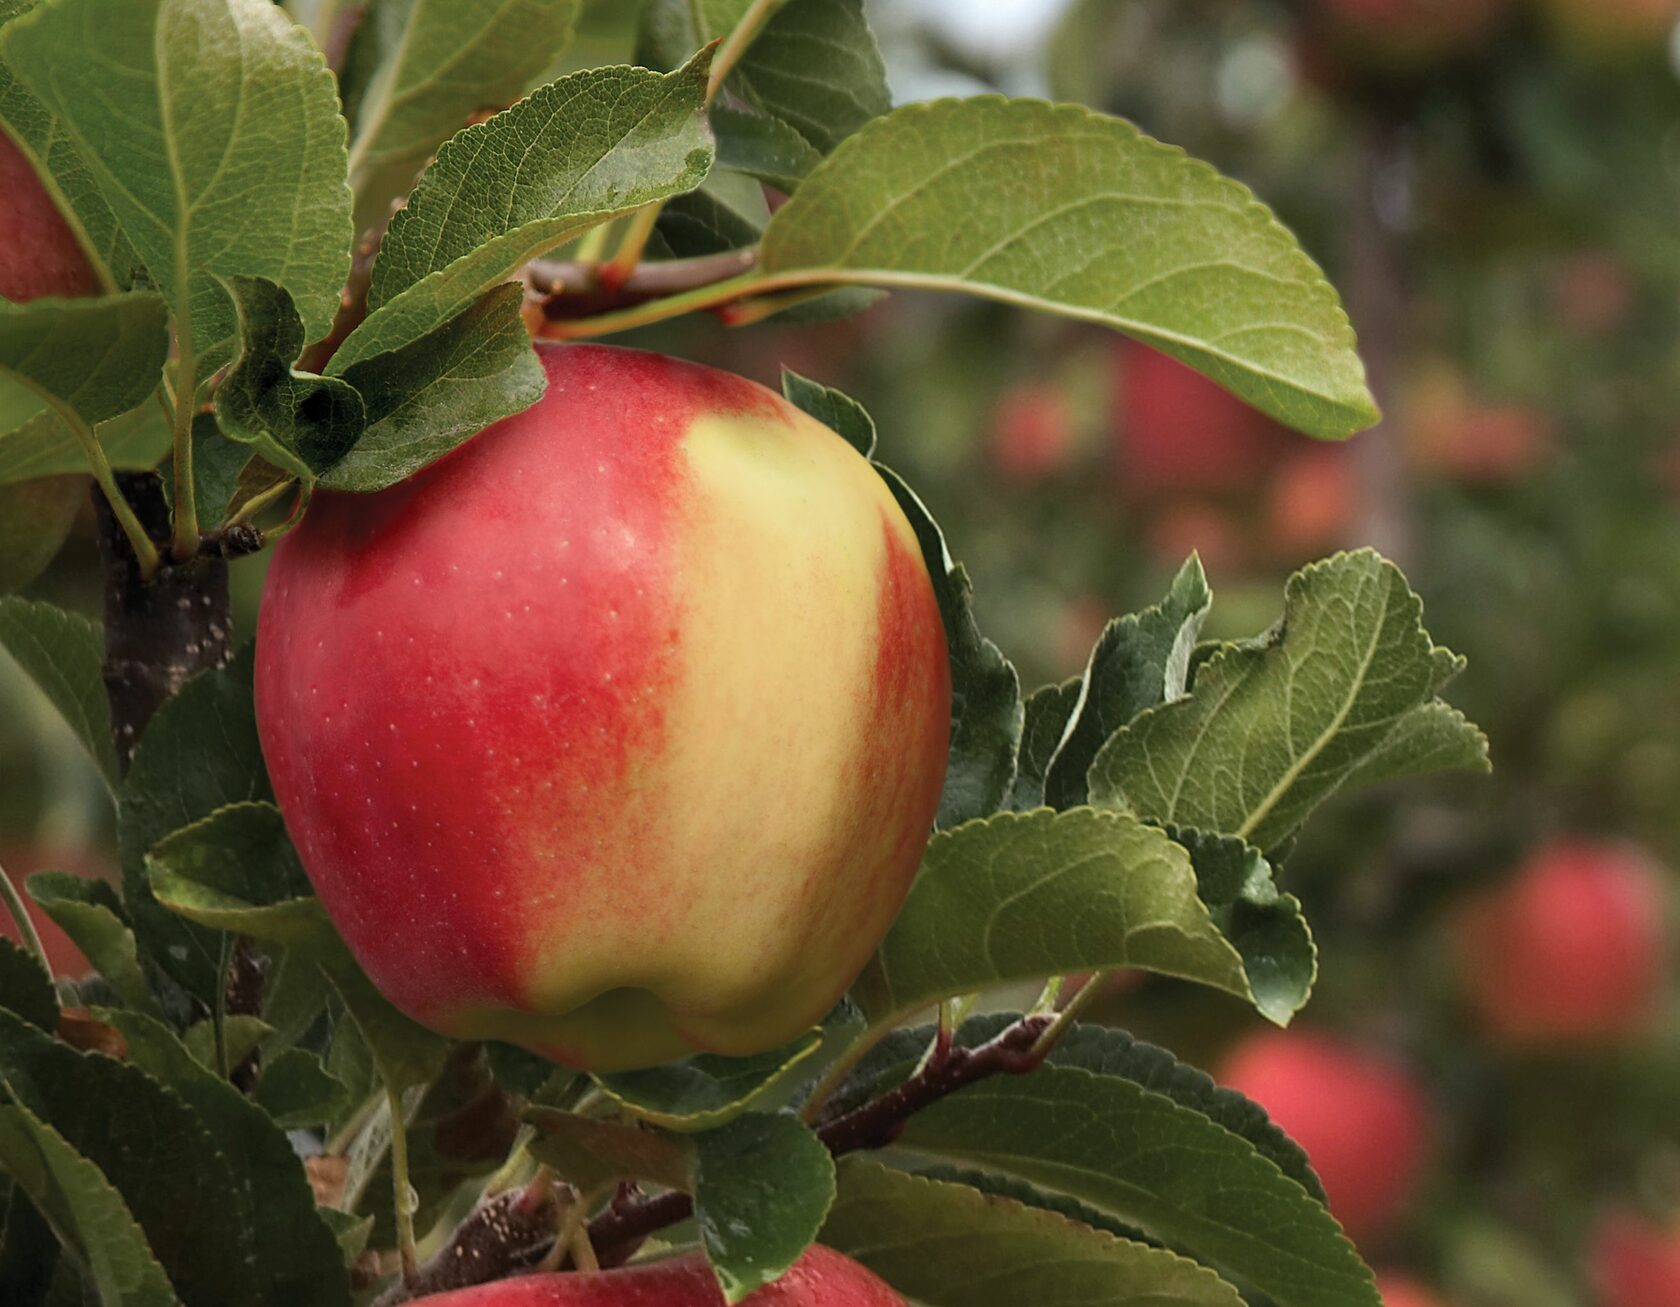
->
[757,98,1378,439]
[712,103,822,192]
[1010,679,1080,811]
[25,873,161,1018]
[0,0,353,363]
[1088,551,1478,852]
[780,368,876,457]
[524,1109,694,1194]
[895,1059,1379,1307]
[1342,698,1491,789]
[0,597,118,787]
[693,1113,834,1304]
[0,398,172,487]
[1044,556,1211,809]
[0,0,142,289]
[877,466,1021,827]
[0,295,168,426]
[0,1106,181,1307]
[180,1015,272,1071]
[0,936,56,1031]
[1171,829,1315,1025]
[823,1157,1245,1307]
[323,283,546,491]
[850,808,1253,1027]
[593,1027,827,1133]
[343,0,582,231]
[656,173,768,256]
[119,647,270,1006]
[172,413,252,525]
[0,1007,254,1306]
[98,1009,353,1307]
[0,1173,59,1307]
[215,277,367,482]
[252,1048,351,1129]
[334,56,715,371]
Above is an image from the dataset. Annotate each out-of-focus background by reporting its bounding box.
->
[6,2,1680,1303]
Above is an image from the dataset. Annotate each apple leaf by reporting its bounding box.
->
[0,1104,181,1307]
[0,1007,254,1305]
[1009,680,1081,811]
[781,368,877,457]
[693,1112,835,1304]
[252,1048,351,1130]
[0,937,55,1031]
[894,1059,1380,1307]
[0,0,353,363]
[1088,550,1487,852]
[875,465,1023,827]
[1043,555,1212,809]
[334,56,715,371]
[0,399,172,486]
[0,597,119,788]
[657,172,771,257]
[26,872,162,1019]
[592,1025,830,1133]
[342,0,582,231]
[851,808,1263,1028]
[822,1157,1246,1307]
[0,294,168,427]
[523,1109,694,1194]
[119,646,270,1007]
[322,283,547,491]
[216,277,367,483]
[712,103,823,192]
[1343,698,1492,789]
[180,1016,273,1072]
[0,1173,59,1306]
[98,1008,352,1307]
[756,98,1378,439]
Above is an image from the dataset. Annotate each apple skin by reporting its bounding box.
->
[1220,1030,1435,1245]
[0,130,99,303]
[1375,1273,1449,1307]
[1111,343,1293,498]
[409,1247,907,1306]
[1452,840,1671,1046]
[256,344,951,1072]
[1590,1212,1680,1307]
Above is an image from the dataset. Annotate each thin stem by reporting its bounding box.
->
[0,858,50,981]
[595,203,664,294]
[225,477,297,528]
[799,1018,896,1125]
[212,933,232,1080]
[38,391,161,578]
[537,270,767,338]
[707,0,782,102]
[1028,972,1106,1061]
[387,1084,420,1286]
[169,351,200,562]
[571,220,615,272]
[327,1090,384,1157]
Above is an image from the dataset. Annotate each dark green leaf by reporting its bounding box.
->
[26,873,161,1018]
[594,1026,827,1132]
[0,294,167,429]
[781,368,876,457]
[0,936,56,1031]
[0,1176,59,1307]
[0,597,117,787]
[712,103,822,191]
[1010,679,1080,811]
[253,1048,351,1129]
[524,1109,693,1194]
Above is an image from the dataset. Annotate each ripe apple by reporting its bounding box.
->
[1265,448,1357,559]
[1111,342,1294,498]
[1376,1272,1450,1307]
[0,844,118,978]
[1590,1211,1680,1307]
[0,130,100,302]
[1540,0,1678,56]
[256,344,951,1072]
[1452,840,1671,1046]
[1219,1030,1435,1244]
[409,1247,907,1305]
[989,381,1076,480]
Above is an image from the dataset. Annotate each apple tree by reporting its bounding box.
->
[0,1,1491,1303]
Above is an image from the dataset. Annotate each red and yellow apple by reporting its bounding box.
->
[1219,1030,1436,1245]
[1452,840,1672,1046]
[256,344,951,1072]
[410,1247,906,1305]
[988,381,1076,480]
[0,131,98,590]
[1590,1211,1680,1307]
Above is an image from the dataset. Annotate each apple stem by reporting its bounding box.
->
[706,0,782,102]
[0,857,52,982]
[387,1085,421,1287]
[594,204,665,295]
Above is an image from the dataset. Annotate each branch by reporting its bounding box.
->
[371,1173,561,1307]
[526,248,757,322]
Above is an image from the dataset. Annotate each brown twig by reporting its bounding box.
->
[526,249,757,326]
[371,1172,561,1306]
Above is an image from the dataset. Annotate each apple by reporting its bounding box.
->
[1143,500,1245,576]
[1219,1030,1435,1244]
[0,130,100,303]
[1376,1272,1450,1307]
[1590,1211,1680,1307]
[989,382,1076,480]
[256,344,951,1072]
[409,1246,907,1305]
[1540,0,1679,57]
[1452,840,1671,1046]
[0,844,119,978]
[1111,342,1294,498]
[1265,448,1357,558]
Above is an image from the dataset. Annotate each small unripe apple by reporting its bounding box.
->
[1111,343,1293,497]
[1219,1030,1435,1244]
[1265,448,1357,559]
[1376,1272,1450,1307]
[0,130,100,302]
[989,382,1076,480]
[257,345,951,1072]
[1452,840,1671,1046]
[409,1247,907,1305]
[1590,1211,1680,1307]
